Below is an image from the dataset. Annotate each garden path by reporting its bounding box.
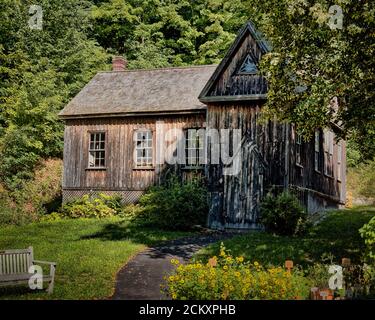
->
[111,232,236,300]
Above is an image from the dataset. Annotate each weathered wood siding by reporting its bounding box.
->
[205,103,346,229]
[206,32,267,97]
[288,128,347,208]
[205,103,287,229]
[62,114,205,202]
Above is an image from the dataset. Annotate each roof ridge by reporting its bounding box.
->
[98,64,218,74]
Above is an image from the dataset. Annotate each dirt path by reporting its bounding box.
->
[111,232,235,300]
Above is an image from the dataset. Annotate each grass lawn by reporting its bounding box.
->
[196,206,375,268]
[0,218,191,300]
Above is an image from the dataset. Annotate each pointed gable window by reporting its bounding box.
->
[238,54,258,74]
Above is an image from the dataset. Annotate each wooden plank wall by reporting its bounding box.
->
[62,114,205,192]
[205,103,346,229]
[207,33,267,97]
[288,127,346,205]
[205,102,287,228]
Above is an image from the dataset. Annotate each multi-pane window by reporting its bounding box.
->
[314,130,321,172]
[135,130,153,167]
[324,130,334,177]
[88,132,106,168]
[296,133,302,166]
[337,141,342,181]
[185,129,204,166]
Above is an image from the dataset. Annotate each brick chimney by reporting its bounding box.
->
[112,56,127,71]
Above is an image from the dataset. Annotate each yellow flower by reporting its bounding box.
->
[236,256,244,263]
[172,293,177,299]
[254,261,259,266]
[168,276,175,281]
[220,251,226,257]
[223,265,228,270]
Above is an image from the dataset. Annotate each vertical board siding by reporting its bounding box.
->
[63,114,206,193]
[206,103,286,229]
[205,103,346,229]
[207,33,267,97]
[288,128,346,204]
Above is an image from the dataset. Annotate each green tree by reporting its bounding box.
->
[249,0,375,158]
[0,0,109,189]
[90,0,250,67]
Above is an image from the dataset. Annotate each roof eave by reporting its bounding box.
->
[200,94,267,103]
[58,108,207,120]
[198,21,270,102]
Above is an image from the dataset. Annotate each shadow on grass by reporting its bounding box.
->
[79,219,192,247]
[196,207,375,267]
[0,285,45,299]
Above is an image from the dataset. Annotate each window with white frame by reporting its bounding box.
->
[185,129,204,166]
[134,130,153,167]
[337,141,342,181]
[88,132,106,168]
[314,130,321,172]
[324,130,334,177]
[296,133,303,166]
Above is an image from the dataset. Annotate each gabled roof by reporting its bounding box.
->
[199,21,270,103]
[59,65,217,119]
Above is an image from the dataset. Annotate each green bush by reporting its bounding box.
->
[40,212,64,222]
[260,191,308,236]
[119,204,144,220]
[347,158,375,201]
[0,159,63,226]
[58,194,122,219]
[163,243,310,300]
[359,216,375,262]
[137,175,208,230]
[305,264,332,289]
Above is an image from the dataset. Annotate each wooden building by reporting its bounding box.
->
[59,22,346,230]
[59,63,215,203]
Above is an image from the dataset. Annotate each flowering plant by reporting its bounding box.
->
[163,243,310,300]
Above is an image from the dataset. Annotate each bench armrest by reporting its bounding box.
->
[32,260,56,294]
[33,260,56,266]
[33,260,56,282]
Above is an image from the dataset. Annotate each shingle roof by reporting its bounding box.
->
[59,65,217,118]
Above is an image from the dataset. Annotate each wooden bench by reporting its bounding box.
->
[0,247,56,294]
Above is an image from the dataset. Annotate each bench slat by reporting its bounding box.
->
[0,251,33,275]
[0,248,33,254]
[0,247,55,294]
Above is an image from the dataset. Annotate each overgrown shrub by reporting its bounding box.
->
[58,193,122,219]
[163,243,310,300]
[260,191,308,236]
[119,204,144,221]
[359,217,375,263]
[0,159,62,225]
[305,264,332,289]
[347,159,375,202]
[137,175,208,230]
